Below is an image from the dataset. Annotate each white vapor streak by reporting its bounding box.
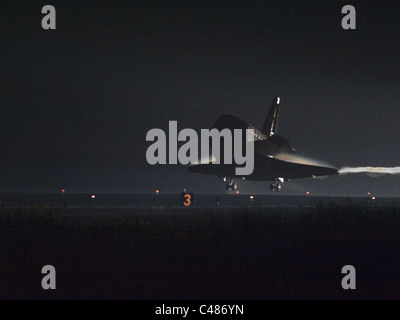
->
[339,166,400,176]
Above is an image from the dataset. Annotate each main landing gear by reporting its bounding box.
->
[224,178,237,191]
[270,179,282,192]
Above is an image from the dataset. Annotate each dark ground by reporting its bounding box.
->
[1,203,399,300]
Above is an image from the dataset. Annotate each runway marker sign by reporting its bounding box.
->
[181,193,194,207]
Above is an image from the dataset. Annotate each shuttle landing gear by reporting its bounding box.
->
[270,179,282,192]
[226,178,237,191]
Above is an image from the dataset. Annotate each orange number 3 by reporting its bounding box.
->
[184,194,191,206]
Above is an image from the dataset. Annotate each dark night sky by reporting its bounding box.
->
[1,1,400,195]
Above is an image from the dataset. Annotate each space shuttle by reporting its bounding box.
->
[188,97,338,191]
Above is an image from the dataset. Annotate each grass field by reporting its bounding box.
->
[1,203,399,299]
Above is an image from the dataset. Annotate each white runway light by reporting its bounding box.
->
[339,166,400,176]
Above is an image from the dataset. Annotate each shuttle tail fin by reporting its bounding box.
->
[261,96,280,137]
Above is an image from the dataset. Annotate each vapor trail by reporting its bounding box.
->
[339,166,400,176]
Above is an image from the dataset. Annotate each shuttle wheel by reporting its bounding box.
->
[226,179,237,191]
[270,180,282,192]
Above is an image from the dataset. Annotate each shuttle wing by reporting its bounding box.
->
[248,152,338,181]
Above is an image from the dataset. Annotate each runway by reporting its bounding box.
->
[0,192,394,209]
[1,202,400,299]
